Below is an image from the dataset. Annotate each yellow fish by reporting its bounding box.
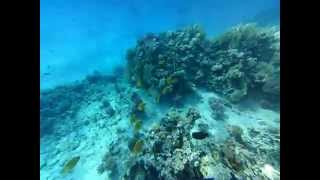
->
[60,156,80,175]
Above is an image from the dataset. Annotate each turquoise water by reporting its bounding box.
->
[40,0,279,89]
[40,0,280,179]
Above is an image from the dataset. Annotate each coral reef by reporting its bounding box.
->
[97,107,279,180]
[135,108,207,180]
[126,24,280,106]
[98,108,207,179]
[208,24,280,104]
[126,25,208,103]
[41,24,280,180]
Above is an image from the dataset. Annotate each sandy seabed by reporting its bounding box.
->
[40,77,279,180]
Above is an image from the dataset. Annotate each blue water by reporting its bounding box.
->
[41,0,279,90]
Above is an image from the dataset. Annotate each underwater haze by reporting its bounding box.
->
[40,0,279,89]
[40,0,280,180]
